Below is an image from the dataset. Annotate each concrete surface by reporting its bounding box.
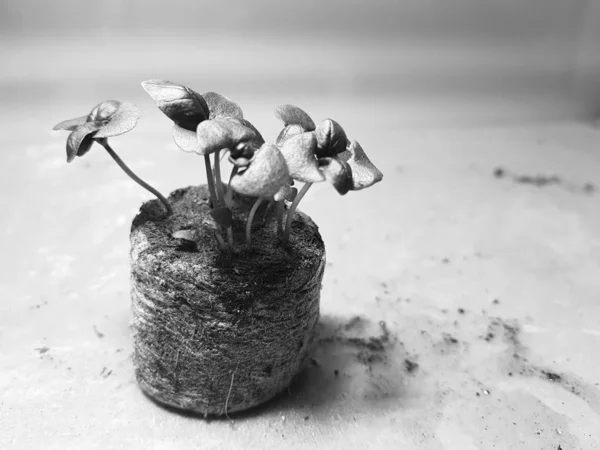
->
[1,34,600,449]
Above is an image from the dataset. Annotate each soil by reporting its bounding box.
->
[130,185,326,416]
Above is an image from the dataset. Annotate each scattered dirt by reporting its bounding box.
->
[93,325,105,339]
[404,359,419,373]
[36,346,50,354]
[493,167,596,195]
[315,316,399,371]
[442,333,459,345]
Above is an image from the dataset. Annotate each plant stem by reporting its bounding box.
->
[283,182,312,243]
[99,140,173,215]
[213,150,225,206]
[204,154,219,208]
[276,201,284,235]
[262,200,275,225]
[225,166,238,208]
[246,198,264,247]
[214,229,227,251]
[226,227,234,252]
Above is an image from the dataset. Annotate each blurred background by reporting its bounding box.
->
[1,0,599,128]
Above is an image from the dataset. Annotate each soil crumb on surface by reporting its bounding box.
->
[493,167,596,195]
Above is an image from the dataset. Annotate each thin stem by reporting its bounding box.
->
[262,200,275,225]
[214,229,227,251]
[100,140,172,215]
[283,182,313,243]
[213,150,225,206]
[276,201,284,235]
[225,166,238,208]
[204,154,219,208]
[226,227,234,253]
[246,198,264,247]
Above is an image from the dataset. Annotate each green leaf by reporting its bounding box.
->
[230,144,289,198]
[196,118,257,155]
[53,115,88,131]
[65,122,101,163]
[87,100,121,124]
[337,141,383,190]
[318,157,353,195]
[278,132,324,183]
[209,207,233,228]
[273,184,297,202]
[202,91,243,120]
[172,125,201,153]
[315,119,348,158]
[240,119,265,147]
[275,124,305,146]
[274,105,315,131]
[93,102,142,138]
[141,80,209,131]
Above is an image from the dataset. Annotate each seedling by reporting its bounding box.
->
[53,81,383,251]
[53,100,173,215]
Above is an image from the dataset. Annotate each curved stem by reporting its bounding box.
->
[100,140,173,215]
[283,182,312,243]
[213,150,225,206]
[246,198,264,247]
[214,229,227,251]
[204,154,218,208]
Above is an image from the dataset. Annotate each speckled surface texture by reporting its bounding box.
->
[1,33,600,449]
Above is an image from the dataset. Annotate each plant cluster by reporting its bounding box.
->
[53,80,383,251]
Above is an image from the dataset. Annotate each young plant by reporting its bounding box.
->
[273,105,383,242]
[141,80,266,251]
[54,81,383,253]
[52,100,173,215]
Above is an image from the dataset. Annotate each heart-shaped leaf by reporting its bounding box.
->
[142,80,209,131]
[202,91,243,120]
[337,140,383,190]
[274,105,315,131]
[53,115,88,131]
[93,102,142,138]
[278,132,324,183]
[230,144,289,198]
[273,183,296,202]
[315,119,348,158]
[240,119,265,148]
[275,124,305,146]
[318,157,353,195]
[209,207,233,228]
[196,118,256,155]
[172,125,201,153]
[87,100,121,124]
[66,122,102,163]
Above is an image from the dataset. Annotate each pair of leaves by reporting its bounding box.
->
[274,104,383,194]
[196,118,258,156]
[142,80,263,154]
[53,100,142,162]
